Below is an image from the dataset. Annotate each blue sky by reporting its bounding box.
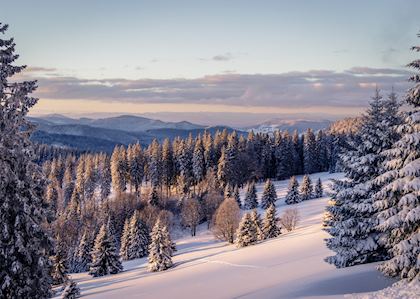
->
[1,0,419,124]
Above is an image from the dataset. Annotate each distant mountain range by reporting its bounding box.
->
[28,114,332,152]
[244,119,331,134]
[28,114,238,152]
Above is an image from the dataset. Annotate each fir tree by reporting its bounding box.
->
[236,213,258,247]
[192,137,206,184]
[119,218,131,260]
[72,231,92,273]
[233,185,241,209]
[314,178,323,198]
[373,36,420,281]
[128,143,144,196]
[61,280,80,299]
[262,204,281,239]
[250,209,263,241]
[100,155,112,201]
[127,212,150,259]
[148,220,174,272]
[300,175,313,201]
[325,88,401,269]
[148,185,160,206]
[0,23,52,298]
[285,176,301,205]
[89,224,123,277]
[303,128,318,174]
[261,179,277,209]
[243,181,258,209]
[51,235,69,285]
[111,146,127,195]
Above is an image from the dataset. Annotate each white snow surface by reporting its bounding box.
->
[349,279,420,299]
[62,172,397,299]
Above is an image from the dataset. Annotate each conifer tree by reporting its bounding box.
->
[303,128,318,174]
[236,213,258,247]
[373,36,420,281]
[100,155,112,201]
[244,181,258,209]
[261,179,277,209]
[63,165,75,206]
[285,176,301,205]
[300,175,313,201]
[314,178,323,198]
[262,204,281,239]
[233,185,241,209]
[250,209,263,241]
[224,183,233,199]
[148,220,174,272]
[61,280,80,299]
[193,137,206,185]
[325,88,401,269]
[127,212,150,259]
[149,139,162,187]
[162,138,175,195]
[119,218,131,260]
[148,185,160,206]
[89,224,123,277]
[0,23,52,298]
[111,146,127,195]
[72,231,92,273]
[51,235,69,285]
[128,143,144,196]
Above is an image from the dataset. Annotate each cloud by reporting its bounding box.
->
[18,67,412,109]
[212,52,234,61]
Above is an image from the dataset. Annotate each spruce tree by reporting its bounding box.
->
[61,280,80,299]
[148,220,174,272]
[192,137,206,184]
[128,143,144,196]
[127,212,150,259]
[285,176,301,205]
[303,128,318,174]
[244,181,258,209]
[300,175,313,201]
[250,209,264,241]
[72,231,92,273]
[262,204,281,239]
[0,23,52,298]
[100,155,112,201]
[233,185,241,209]
[314,178,323,198]
[51,235,69,285]
[236,213,258,247]
[119,218,131,260]
[325,88,401,268]
[89,224,123,277]
[373,36,420,281]
[261,179,277,209]
[148,185,160,206]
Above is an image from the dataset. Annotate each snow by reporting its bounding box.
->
[349,279,420,299]
[59,172,397,299]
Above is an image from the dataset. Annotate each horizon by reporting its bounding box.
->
[1,0,419,125]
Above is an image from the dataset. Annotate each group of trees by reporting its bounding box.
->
[325,35,420,282]
[285,175,323,204]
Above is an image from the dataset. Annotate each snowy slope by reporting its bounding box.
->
[61,173,395,299]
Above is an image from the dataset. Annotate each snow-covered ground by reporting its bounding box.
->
[62,172,398,299]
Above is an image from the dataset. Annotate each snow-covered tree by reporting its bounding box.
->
[99,155,112,201]
[300,175,313,201]
[148,185,160,206]
[285,176,301,205]
[325,87,402,268]
[303,128,318,174]
[0,23,53,298]
[72,231,92,273]
[89,224,123,277]
[111,145,127,195]
[244,181,258,209]
[233,185,241,209]
[148,220,174,272]
[250,209,264,241]
[61,279,80,299]
[127,143,144,196]
[261,179,277,209]
[192,137,205,184]
[262,204,281,239]
[373,36,420,281]
[314,178,323,198]
[128,211,150,259]
[236,213,258,247]
[119,218,131,260]
[51,235,69,285]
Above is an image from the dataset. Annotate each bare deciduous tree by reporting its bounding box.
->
[181,198,201,236]
[280,208,300,232]
[203,191,224,228]
[212,198,241,243]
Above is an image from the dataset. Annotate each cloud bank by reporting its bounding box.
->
[19,67,412,109]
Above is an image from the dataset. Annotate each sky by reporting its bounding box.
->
[1,0,419,125]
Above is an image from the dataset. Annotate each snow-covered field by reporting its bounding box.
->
[63,172,398,299]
